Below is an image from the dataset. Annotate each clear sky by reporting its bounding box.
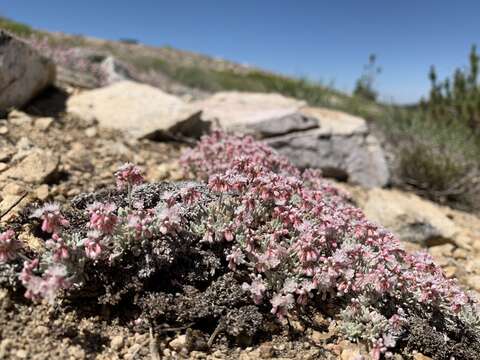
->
[2,1,480,103]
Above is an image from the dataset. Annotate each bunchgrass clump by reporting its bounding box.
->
[380,108,480,210]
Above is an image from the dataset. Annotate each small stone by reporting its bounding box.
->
[15,349,28,359]
[258,342,273,358]
[0,289,11,310]
[210,350,224,359]
[162,348,172,357]
[466,259,480,274]
[0,163,8,172]
[8,110,33,126]
[0,338,13,358]
[341,348,362,360]
[33,325,49,336]
[15,137,33,153]
[169,334,187,351]
[35,184,49,200]
[67,345,85,359]
[0,126,8,135]
[85,126,97,137]
[452,248,468,260]
[466,275,480,292]
[126,343,141,357]
[289,319,305,332]
[309,330,333,343]
[413,353,433,360]
[1,148,60,184]
[110,335,124,351]
[428,244,454,259]
[34,117,54,131]
[443,266,457,278]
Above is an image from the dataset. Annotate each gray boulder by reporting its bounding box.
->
[187,92,317,137]
[266,107,389,187]
[190,92,389,188]
[0,30,55,114]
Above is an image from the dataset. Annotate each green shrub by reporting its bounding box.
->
[354,54,381,101]
[0,17,34,37]
[424,45,480,131]
[381,109,480,209]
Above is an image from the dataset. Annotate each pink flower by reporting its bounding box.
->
[270,293,294,320]
[157,205,183,235]
[115,163,144,190]
[208,174,228,192]
[83,231,103,259]
[46,233,69,262]
[0,229,19,263]
[87,202,118,234]
[223,227,235,242]
[242,275,267,305]
[127,208,155,239]
[31,203,69,234]
[226,247,245,270]
[179,185,201,205]
[20,259,70,304]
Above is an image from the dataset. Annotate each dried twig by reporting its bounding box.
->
[0,192,28,220]
[207,319,225,348]
[149,327,160,360]
[157,323,195,334]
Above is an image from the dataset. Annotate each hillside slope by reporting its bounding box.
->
[0,16,384,119]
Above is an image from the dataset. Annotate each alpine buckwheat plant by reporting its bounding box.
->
[181,131,480,359]
[1,133,478,359]
[0,229,19,263]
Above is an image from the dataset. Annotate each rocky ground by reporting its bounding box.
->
[0,86,479,360]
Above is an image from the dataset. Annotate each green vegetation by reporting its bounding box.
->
[0,16,36,37]
[423,45,480,131]
[381,108,480,209]
[127,54,382,119]
[354,53,382,101]
[379,45,480,210]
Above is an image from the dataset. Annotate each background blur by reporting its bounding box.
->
[3,0,480,103]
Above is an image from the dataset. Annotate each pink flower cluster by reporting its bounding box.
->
[114,163,144,191]
[87,202,118,234]
[20,259,70,304]
[181,130,299,180]
[0,229,19,263]
[31,203,69,234]
[182,131,478,357]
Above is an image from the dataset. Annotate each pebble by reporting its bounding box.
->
[443,266,457,278]
[466,275,480,292]
[67,345,85,359]
[8,110,33,126]
[0,338,13,358]
[110,335,124,351]
[258,342,273,358]
[15,349,28,359]
[453,248,468,260]
[85,127,97,138]
[34,117,54,131]
[0,126,8,135]
[169,334,187,351]
[33,325,49,337]
[35,184,50,200]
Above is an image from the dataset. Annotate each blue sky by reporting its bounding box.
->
[2,1,480,103]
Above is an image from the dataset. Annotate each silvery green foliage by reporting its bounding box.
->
[2,132,478,359]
